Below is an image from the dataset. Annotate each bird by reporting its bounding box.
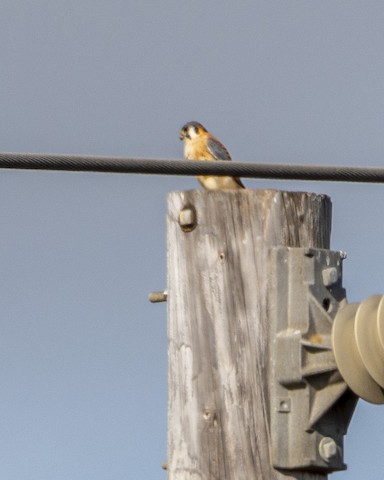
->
[179,121,245,190]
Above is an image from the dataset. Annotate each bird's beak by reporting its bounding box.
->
[179,131,185,140]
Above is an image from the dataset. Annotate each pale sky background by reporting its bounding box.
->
[0,1,384,479]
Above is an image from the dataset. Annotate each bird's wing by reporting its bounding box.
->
[207,137,232,161]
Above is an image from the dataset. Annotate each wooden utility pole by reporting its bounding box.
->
[167,189,331,480]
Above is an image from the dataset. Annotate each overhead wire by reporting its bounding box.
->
[0,152,383,183]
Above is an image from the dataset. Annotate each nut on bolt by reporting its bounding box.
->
[319,437,338,462]
[179,206,196,232]
[148,290,168,303]
[322,267,338,287]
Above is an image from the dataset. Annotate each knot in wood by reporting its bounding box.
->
[202,409,216,422]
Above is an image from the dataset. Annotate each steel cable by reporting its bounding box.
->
[0,152,383,183]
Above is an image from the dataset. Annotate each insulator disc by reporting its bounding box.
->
[332,300,384,404]
[355,295,384,390]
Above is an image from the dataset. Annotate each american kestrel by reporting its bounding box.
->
[179,121,245,190]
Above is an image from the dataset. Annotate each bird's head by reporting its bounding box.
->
[179,121,207,141]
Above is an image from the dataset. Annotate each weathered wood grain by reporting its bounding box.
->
[167,189,331,480]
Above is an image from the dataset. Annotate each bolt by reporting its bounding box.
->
[319,437,338,462]
[179,207,196,232]
[278,398,291,413]
[148,290,168,303]
[322,267,338,287]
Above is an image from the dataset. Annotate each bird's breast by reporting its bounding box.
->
[197,175,244,190]
[184,139,215,161]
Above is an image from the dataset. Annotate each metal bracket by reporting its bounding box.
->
[270,247,358,473]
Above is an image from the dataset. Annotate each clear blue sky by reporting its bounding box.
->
[0,1,383,479]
